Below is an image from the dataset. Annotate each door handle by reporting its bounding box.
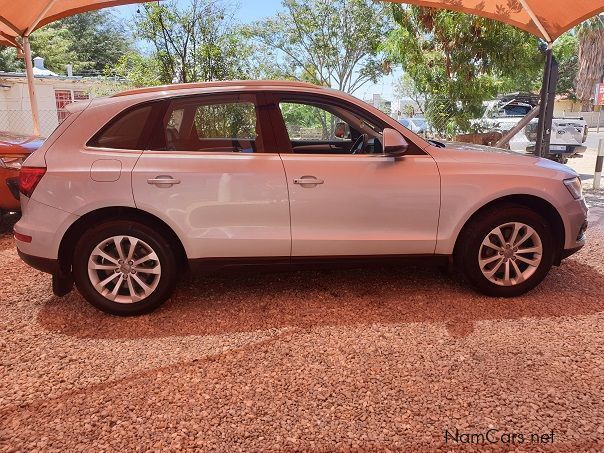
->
[294,176,324,185]
[147,176,181,186]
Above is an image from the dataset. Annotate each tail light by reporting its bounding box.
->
[19,167,46,197]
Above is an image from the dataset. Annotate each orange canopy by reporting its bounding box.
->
[383,0,604,42]
[0,0,151,45]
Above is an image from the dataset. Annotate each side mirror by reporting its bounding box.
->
[382,128,408,156]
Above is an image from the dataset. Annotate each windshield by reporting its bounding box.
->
[413,118,427,128]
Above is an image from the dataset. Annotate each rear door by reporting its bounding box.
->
[131,93,291,260]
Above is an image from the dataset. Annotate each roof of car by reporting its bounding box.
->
[113,80,327,98]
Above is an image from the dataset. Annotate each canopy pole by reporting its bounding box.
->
[518,0,552,42]
[535,44,558,158]
[22,36,40,136]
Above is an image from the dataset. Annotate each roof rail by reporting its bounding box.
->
[112,80,325,97]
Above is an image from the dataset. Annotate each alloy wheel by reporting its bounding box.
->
[478,222,543,287]
[87,235,161,303]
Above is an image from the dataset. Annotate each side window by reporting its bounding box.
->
[279,102,351,142]
[278,99,389,155]
[152,96,260,152]
[88,104,153,149]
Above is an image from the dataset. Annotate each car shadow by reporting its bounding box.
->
[37,258,604,340]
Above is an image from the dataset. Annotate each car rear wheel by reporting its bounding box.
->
[456,204,555,297]
[72,220,178,315]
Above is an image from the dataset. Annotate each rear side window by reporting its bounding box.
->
[88,104,153,149]
[149,94,261,152]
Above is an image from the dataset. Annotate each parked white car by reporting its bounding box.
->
[15,81,588,315]
[398,117,430,136]
[478,94,588,162]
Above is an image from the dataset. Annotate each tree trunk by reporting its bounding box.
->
[576,25,604,111]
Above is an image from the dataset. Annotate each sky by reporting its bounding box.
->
[113,0,401,100]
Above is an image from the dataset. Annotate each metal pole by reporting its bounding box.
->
[595,139,604,190]
[535,45,558,158]
[535,47,551,157]
[495,104,540,148]
[22,36,40,136]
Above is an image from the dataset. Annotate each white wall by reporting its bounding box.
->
[0,76,100,137]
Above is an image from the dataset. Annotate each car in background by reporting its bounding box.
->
[398,117,429,136]
[477,93,588,163]
[0,133,44,214]
[14,80,587,315]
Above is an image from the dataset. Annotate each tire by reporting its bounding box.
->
[72,220,178,315]
[455,204,555,297]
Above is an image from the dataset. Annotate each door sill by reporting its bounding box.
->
[188,254,451,273]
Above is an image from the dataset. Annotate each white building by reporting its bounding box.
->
[0,57,123,137]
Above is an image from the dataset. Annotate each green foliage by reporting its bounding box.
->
[249,0,389,94]
[112,52,163,87]
[384,5,543,135]
[553,33,578,100]
[30,10,131,75]
[0,47,20,72]
[134,0,253,84]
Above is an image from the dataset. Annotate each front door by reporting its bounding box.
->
[274,97,441,257]
[132,94,291,259]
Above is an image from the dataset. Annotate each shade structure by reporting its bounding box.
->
[0,1,155,136]
[0,1,149,42]
[383,0,604,42]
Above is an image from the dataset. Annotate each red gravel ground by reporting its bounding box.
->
[1,206,603,452]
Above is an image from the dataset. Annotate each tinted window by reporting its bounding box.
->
[88,104,153,149]
[503,105,531,116]
[151,97,259,152]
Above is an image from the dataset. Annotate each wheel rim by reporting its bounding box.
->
[87,235,161,304]
[478,222,543,287]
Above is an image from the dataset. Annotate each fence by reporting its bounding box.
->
[0,109,60,138]
[0,76,128,138]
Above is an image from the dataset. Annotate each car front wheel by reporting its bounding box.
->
[456,204,555,297]
[72,220,178,315]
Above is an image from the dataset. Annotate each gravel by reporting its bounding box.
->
[1,206,604,452]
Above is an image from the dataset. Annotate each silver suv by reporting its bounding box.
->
[14,81,588,315]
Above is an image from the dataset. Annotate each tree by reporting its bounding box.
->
[0,47,20,72]
[29,10,131,75]
[553,33,579,100]
[383,5,543,135]
[575,14,604,110]
[112,52,164,87]
[0,11,129,75]
[249,0,390,94]
[135,0,253,84]
[394,73,428,116]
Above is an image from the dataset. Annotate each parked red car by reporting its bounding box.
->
[0,133,44,213]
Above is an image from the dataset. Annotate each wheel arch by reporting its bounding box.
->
[58,206,188,274]
[453,194,566,265]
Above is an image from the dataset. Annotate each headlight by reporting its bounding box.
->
[0,156,24,170]
[563,177,582,199]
